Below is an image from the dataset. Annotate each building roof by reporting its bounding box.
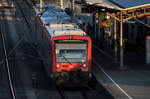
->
[85,0,150,10]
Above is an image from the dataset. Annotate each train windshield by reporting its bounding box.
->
[55,40,88,63]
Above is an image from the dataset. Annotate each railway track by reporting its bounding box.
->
[0,0,38,99]
[14,1,114,99]
[0,1,16,99]
[53,76,113,99]
[20,1,150,99]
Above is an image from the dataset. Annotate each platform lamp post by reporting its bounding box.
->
[40,0,43,12]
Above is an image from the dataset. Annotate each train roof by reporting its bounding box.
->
[35,4,57,9]
[34,4,87,37]
[45,24,86,37]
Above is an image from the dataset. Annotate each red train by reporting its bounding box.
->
[34,4,92,83]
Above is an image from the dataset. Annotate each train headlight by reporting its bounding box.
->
[83,64,87,68]
[56,64,60,68]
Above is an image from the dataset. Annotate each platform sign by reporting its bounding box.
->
[146,36,150,64]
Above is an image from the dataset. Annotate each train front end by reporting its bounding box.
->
[52,35,92,83]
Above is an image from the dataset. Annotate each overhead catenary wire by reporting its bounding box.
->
[134,18,150,28]
[0,34,25,64]
[9,52,48,61]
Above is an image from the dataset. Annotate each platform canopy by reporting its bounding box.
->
[85,0,150,10]
[85,0,150,68]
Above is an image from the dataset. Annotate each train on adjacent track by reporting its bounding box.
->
[33,4,92,84]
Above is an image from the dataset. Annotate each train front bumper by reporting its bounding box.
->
[53,71,92,84]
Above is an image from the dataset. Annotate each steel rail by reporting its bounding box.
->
[93,59,133,99]
[0,16,16,99]
[55,82,68,99]
[80,88,89,99]
[78,81,106,99]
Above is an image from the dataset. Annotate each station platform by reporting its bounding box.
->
[92,45,150,99]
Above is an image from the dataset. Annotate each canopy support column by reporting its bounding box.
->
[119,12,126,69]
[72,0,75,16]
[94,11,98,42]
[60,0,63,9]
[40,0,42,12]
[114,17,118,62]
[98,12,101,42]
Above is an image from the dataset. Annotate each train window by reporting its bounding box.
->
[55,40,88,63]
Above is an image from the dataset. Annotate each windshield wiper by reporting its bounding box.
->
[60,54,72,65]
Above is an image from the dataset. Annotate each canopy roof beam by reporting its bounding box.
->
[103,6,150,22]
